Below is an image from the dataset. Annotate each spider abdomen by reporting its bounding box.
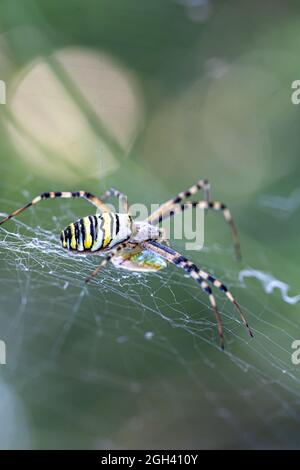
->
[61,213,133,252]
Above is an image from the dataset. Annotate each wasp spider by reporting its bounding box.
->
[0,180,253,349]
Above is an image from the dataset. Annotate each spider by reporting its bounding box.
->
[0,178,253,349]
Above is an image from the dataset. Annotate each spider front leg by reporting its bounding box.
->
[147,178,211,225]
[0,191,110,226]
[99,187,128,213]
[152,200,241,260]
[158,227,170,246]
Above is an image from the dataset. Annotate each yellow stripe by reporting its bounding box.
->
[102,213,111,248]
[61,231,67,248]
[70,223,77,249]
[83,217,93,249]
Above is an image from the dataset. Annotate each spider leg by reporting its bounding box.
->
[84,241,137,284]
[0,191,110,226]
[142,240,225,348]
[142,240,253,346]
[187,260,253,338]
[99,187,128,213]
[147,178,210,225]
[158,227,170,246]
[150,200,241,261]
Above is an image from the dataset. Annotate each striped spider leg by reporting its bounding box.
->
[148,180,241,260]
[0,190,110,227]
[99,187,128,213]
[142,240,253,350]
[153,199,241,260]
[147,178,211,226]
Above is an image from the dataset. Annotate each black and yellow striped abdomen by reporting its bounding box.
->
[61,213,133,252]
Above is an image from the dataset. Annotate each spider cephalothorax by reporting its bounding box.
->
[0,181,253,349]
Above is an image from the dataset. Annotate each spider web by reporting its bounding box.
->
[0,197,300,450]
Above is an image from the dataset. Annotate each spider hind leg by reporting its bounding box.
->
[143,240,253,348]
[175,255,253,339]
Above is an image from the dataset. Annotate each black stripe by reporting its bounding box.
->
[185,264,194,273]
[72,191,80,198]
[149,240,177,256]
[185,263,198,273]
[41,192,50,199]
[22,202,33,211]
[65,226,71,247]
[199,282,211,293]
[93,215,98,241]
[170,202,198,214]
[99,215,105,248]
[173,196,181,203]
[89,216,95,243]
[74,222,80,249]
[80,218,86,246]
[115,213,120,235]
[208,275,216,283]
[220,203,226,210]
[55,191,62,197]
[220,284,228,292]
[173,255,187,265]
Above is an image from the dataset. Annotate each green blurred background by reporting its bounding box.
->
[0,0,300,449]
